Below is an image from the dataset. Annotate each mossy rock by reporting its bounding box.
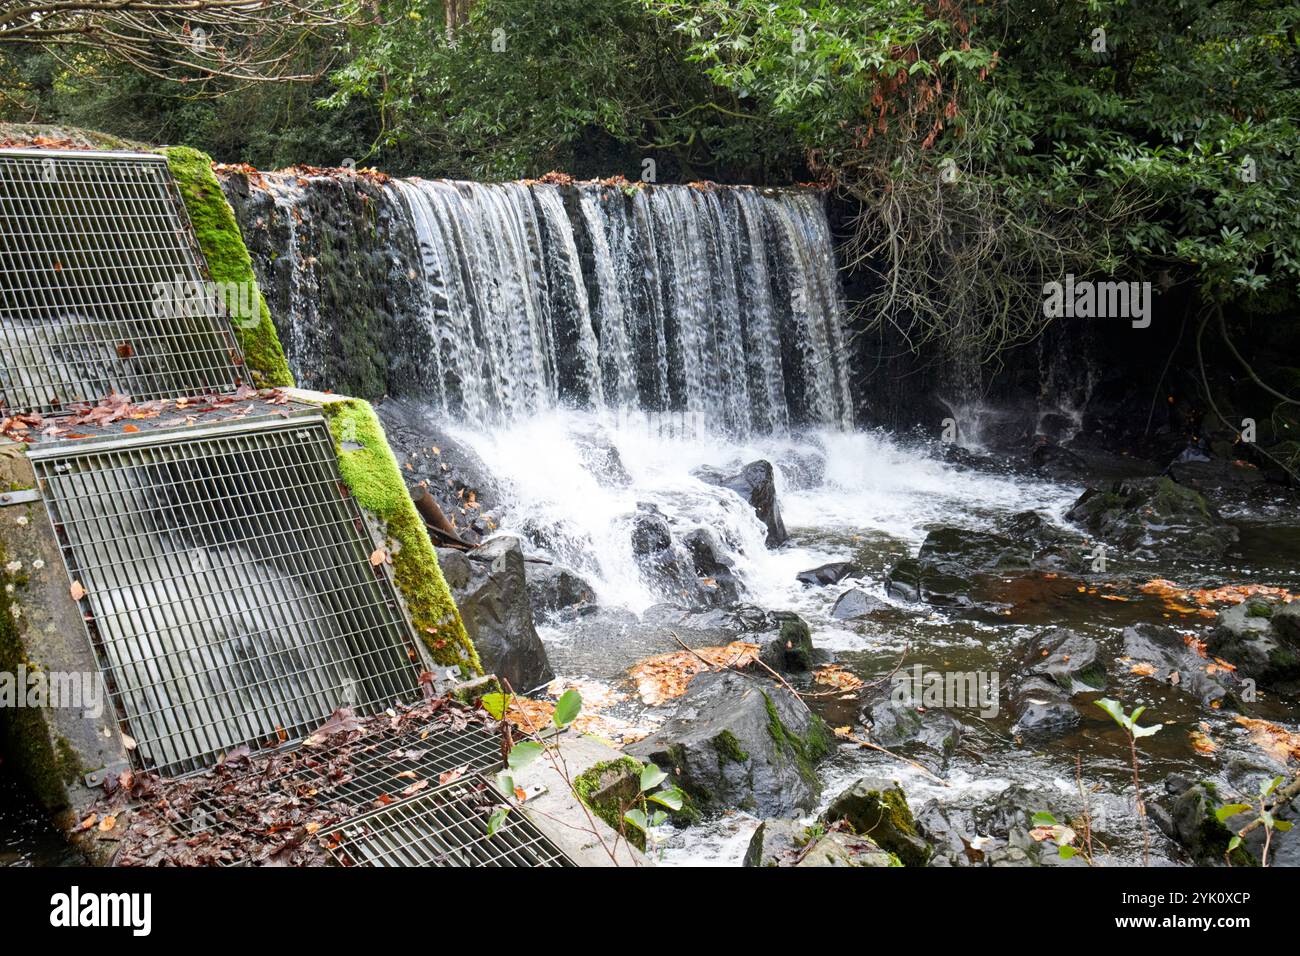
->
[821,775,931,866]
[163,146,295,389]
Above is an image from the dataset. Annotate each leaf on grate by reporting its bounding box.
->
[370,547,389,566]
[69,581,86,601]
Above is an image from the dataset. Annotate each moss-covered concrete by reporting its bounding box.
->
[306,395,480,675]
[0,543,81,810]
[573,755,646,852]
[163,146,295,389]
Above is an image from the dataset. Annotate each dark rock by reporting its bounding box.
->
[1031,441,1088,480]
[793,830,899,867]
[1123,622,1237,708]
[1167,457,1266,491]
[682,528,741,606]
[628,506,712,606]
[1206,599,1300,691]
[1022,627,1106,694]
[694,460,788,548]
[1155,778,1253,866]
[830,588,887,620]
[759,612,815,673]
[858,685,964,761]
[1011,677,1080,741]
[796,561,857,587]
[525,563,596,620]
[743,819,898,867]
[627,671,832,817]
[884,526,1030,607]
[451,536,553,692]
[821,776,930,866]
[1065,476,1238,559]
[434,547,472,591]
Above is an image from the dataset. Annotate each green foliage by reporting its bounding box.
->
[1095,697,1163,738]
[327,0,795,180]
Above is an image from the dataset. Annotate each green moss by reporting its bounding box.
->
[763,691,832,780]
[311,397,480,675]
[162,146,295,389]
[711,729,750,766]
[0,543,73,810]
[573,756,646,852]
[1246,600,1274,619]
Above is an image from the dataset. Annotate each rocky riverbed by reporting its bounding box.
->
[377,401,1300,867]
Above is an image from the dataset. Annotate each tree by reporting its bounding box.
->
[0,0,358,83]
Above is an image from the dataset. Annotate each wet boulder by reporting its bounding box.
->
[1152,776,1255,867]
[682,528,741,606]
[1123,622,1237,708]
[627,671,833,817]
[1206,598,1300,692]
[525,562,596,620]
[694,460,788,547]
[1065,476,1238,559]
[629,505,711,606]
[796,561,856,587]
[830,587,888,620]
[1011,678,1081,741]
[758,611,816,673]
[776,448,827,492]
[743,819,898,867]
[821,775,931,866]
[449,536,554,693]
[1030,441,1089,480]
[884,527,1031,607]
[858,685,965,762]
[1021,627,1107,694]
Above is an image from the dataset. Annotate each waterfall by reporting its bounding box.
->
[223,171,854,433]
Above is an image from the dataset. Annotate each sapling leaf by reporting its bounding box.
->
[494,770,514,798]
[1031,811,1058,827]
[507,740,543,771]
[1227,835,1243,852]
[649,787,684,811]
[487,807,509,836]
[553,689,582,727]
[1058,845,1077,859]
[640,763,668,792]
[623,808,649,833]
[1094,698,1127,728]
[480,692,510,720]
[1131,721,1163,738]
[1273,820,1293,832]
[1216,803,1252,823]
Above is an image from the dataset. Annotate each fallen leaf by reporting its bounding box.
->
[1235,717,1300,763]
[98,815,116,832]
[400,780,428,797]
[369,547,389,566]
[814,664,864,692]
[69,581,86,601]
[122,424,140,433]
[1190,729,1217,754]
[629,641,760,706]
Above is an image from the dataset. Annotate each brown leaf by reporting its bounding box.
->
[369,547,389,566]
[69,581,86,601]
[400,779,428,797]
[98,815,117,832]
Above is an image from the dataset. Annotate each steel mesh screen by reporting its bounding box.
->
[0,149,245,415]
[329,776,574,868]
[32,417,424,776]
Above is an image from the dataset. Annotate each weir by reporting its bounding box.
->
[0,147,613,866]
[222,170,855,432]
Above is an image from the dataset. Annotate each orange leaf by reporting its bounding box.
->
[69,581,86,601]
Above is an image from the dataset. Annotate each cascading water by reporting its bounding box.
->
[222,171,854,432]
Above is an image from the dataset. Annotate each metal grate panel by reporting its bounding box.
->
[329,776,574,867]
[177,722,504,836]
[31,417,423,776]
[0,149,245,414]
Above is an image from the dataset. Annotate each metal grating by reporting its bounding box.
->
[177,722,504,836]
[30,416,424,776]
[329,775,574,867]
[0,149,245,415]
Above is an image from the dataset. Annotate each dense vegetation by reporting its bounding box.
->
[2,1,1297,389]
